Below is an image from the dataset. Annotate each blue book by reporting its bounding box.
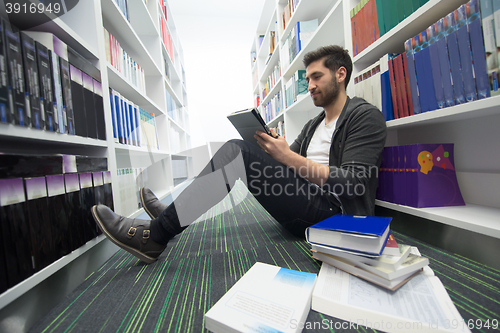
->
[413,33,437,112]
[109,89,117,142]
[120,96,129,145]
[456,6,477,101]
[404,39,421,114]
[427,24,446,109]
[468,0,490,99]
[295,19,318,56]
[435,18,455,107]
[133,104,141,147]
[445,12,466,104]
[305,215,392,256]
[112,90,123,144]
[127,102,136,146]
[380,54,395,121]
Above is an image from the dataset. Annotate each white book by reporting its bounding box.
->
[314,248,429,282]
[311,242,411,270]
[312,251,420,291]
[312,263,471,333]
[205,262,316,333]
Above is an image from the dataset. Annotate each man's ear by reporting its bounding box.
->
[337,66,347,84]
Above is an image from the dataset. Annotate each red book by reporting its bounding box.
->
[382,233,400,256]
[394,54,409,118]
[372,0,380,40]
[351,9,357,56]
[401,53,415,116]
[387,57,399,119]
[366,0,375,46]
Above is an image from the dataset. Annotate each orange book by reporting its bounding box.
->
[395,54,409,118]
[366,0,375,46]
[401,54,414,116]
[393,55,406,118]
[351,9,357,56]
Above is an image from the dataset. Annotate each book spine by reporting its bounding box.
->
[401,52,414,116]
[445,12,466,104]
[395,54,409,118]
[5,26,27,127]
[0,20,10,124]
[380,54,394,121]
[482,0,500,95]
[456,6,478,101]
[375,0,385,37]
[435,18,455,107]
[387,55,399,119]
[468,0,490,99]
[36,42,54,132]
[21,33,40,129]
[404,39,421,114]
[393,54,405,118]
[426,24,446,109]
[59,58,75,134]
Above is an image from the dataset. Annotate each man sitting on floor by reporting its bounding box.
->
[91,45,387,263]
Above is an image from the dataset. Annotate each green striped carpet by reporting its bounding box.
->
[30,186,500,332]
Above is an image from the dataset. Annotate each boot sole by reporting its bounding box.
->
[140,188,157,220]
[91,206,157,264]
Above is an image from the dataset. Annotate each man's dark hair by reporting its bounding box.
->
[303,45,353,89]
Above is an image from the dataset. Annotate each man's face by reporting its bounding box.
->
[305,59,340,108]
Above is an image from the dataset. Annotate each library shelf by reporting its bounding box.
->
[352,0,469,67]
[260,49,280,86]
[256,9,278,61]
[0,234,107,311]
[385,95,500,129]
[267,112,285,128]
[281,0,344,81]
[107,64,164,117]
[101,0,161,76]
[126,0,158,37]
[0,123,108,148]
[375,200,500,239]
[261,76,283,107]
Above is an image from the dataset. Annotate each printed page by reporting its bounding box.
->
[314,263,470,332]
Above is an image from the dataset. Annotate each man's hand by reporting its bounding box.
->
[254,129,291,165]
[254,129,330,186]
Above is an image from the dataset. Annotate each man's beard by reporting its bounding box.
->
[312,78,340,108]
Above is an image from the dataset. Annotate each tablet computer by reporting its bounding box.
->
[227,108,274,145]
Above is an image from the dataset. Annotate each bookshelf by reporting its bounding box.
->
[251,0,500,242]
[0,0,193,326]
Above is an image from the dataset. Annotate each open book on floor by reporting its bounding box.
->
[311,263,471,333]
[227,108,274,146]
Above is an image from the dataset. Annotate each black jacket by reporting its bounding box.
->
[289,96,387,215]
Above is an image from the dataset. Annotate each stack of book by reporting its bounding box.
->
[306,215,429,291]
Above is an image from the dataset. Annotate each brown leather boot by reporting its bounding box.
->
[91,205,166,263]
[140,187,168,219]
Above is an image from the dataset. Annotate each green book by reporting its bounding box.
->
[382,0,393,32]
[403,0,413,19]
[389,0,399,30]
[375,0,386,36]
[412,0,421,13]
[420,0,429,6]
[395,0,405,25]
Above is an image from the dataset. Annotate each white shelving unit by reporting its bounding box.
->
[0,0,193,323]
[251,0,500,240]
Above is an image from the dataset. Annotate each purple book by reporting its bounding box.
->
[392,146,402,205]
[397,145,407,206]
[409,143,465,208]
[405,145,419,208]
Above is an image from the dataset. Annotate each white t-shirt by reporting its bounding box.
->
[306,118,337,165]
